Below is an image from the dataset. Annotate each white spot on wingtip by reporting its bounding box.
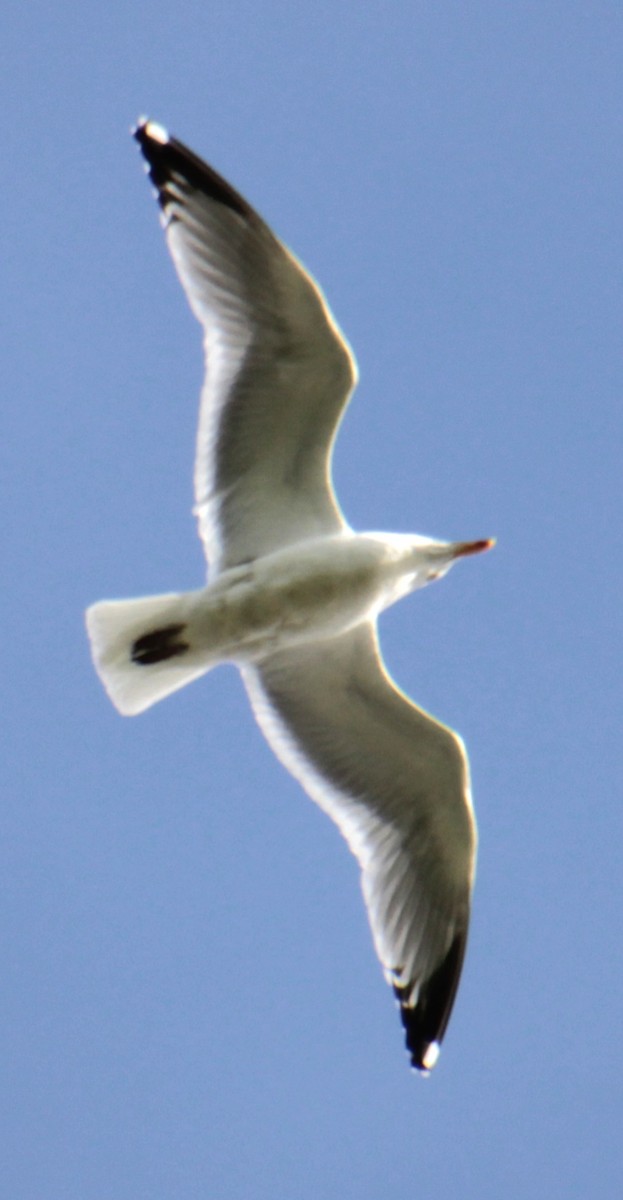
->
[144,119,170,145]
[422,1041,440,1071]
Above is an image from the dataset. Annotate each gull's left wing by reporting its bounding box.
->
[242,623,477,1071]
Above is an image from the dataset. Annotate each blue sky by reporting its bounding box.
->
[3,3,622,1196]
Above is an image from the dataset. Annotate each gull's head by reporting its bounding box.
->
[428,536,495,576]
[388,534,496,597]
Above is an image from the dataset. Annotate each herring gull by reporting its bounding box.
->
[86,119,494,1073]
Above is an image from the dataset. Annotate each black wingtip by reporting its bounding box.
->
[132,117,254,221]
[132,115,167,150]
[132,115,149,141]
[393,928,468,1073]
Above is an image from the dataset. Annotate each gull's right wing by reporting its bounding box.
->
[135,120,358,573]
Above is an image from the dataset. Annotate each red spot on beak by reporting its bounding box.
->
[453,538,496,558]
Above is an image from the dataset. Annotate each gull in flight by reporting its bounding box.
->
[86,119,494,1073]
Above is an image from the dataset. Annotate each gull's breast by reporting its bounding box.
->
[197,534,393,662]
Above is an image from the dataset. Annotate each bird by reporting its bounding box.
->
[86,118,494,1074]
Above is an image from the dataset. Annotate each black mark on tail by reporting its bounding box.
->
[131,624,189,666]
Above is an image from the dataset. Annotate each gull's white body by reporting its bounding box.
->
[86,119,492,1073]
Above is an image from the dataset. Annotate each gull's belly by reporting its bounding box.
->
[194,535,392,661]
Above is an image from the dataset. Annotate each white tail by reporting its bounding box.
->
[85,590,214,716]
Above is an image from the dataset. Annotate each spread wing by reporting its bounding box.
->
[242,623,477,1072]
[135,120,357,573]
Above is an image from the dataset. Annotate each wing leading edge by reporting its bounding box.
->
[242,624,476,1070]
[134,120,357,572]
